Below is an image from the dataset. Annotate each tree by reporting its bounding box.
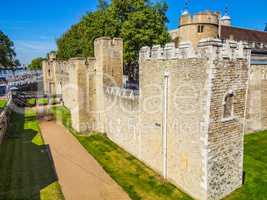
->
[80,9,121,56]
[97,0,108,11]
[121,6,170,80]
[57,23,84,59]
[0,30,19,68]
[121,4,170,64]
[56,0,170,80]
[110,0,148,23]
[28,57,44,70]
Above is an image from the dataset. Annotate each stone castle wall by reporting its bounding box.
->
[42,37,251,200]
[0,98,11,144]
[138,39,250,200]
[207,59,249,199]
[139,56,210,198]
[103,88,139,156]
[246,63,267,132]
[66,58,91,132]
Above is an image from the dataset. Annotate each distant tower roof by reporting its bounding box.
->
[182,0,190,15]
[221,5,232,26]
[221,15,231,21]
[181,10,189,16]
[265,23,267,32]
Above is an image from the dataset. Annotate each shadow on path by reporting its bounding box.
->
[0,108,59,200]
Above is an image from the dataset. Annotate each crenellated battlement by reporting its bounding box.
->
[139,39,251,61]
[94,37,123,47]
[48,52,57,61]
[43,36,252,200]
[179,11,220,27]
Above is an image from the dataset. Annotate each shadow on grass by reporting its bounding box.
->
[0,108,60,200]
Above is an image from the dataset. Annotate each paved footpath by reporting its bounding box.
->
[39,120,130,200]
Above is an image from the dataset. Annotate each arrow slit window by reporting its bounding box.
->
[223,92,234,118]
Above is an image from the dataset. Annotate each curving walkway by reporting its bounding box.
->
[39,120,130,200]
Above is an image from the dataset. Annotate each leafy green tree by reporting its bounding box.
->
[56,0,170,80]
[121,3,170,64]
[0,30,19,68]
[28,57,45,70]
[82,9,121,55]
[14,59,21,67]
[110,0,147,22]
[97,0,108,11]
[121,6,170,80]
[57,23,84,59]
[57,6,120,59]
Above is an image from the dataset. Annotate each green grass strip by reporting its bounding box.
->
[224,131,267,200]
[51,105,267,200]
[37,98,48,105]
[0,99,7,109]
[0,108,65,200]
[50,106,191,200]
[26,98,36,107]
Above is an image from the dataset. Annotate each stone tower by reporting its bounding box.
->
[42,36,251,200]
[94,37,123,88]
[139,39,250,200]
[93,37,124,132]
[42,52,57,95]
[178,11,220,47]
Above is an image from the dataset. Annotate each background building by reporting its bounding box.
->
[170,10,267,132]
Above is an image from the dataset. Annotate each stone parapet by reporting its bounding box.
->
[42,36,253,200]
[139,39,251,61]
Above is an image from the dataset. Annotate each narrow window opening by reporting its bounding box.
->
[223,92,234,118]
[197,25,204,33]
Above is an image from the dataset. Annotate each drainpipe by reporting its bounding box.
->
[163,71,169,179]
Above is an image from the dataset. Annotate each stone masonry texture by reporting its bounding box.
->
[42,37,255,200]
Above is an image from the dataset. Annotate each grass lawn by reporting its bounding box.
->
[224,131,267,200]
[50,106,72,129]
[0,108,64,200]
[26,98,36,107]
[50,106,192,200]
[77,134,192,200]
[51,106,267,200]
[37,98,49,105]
[0,99,7,109]
[25,98,59,107]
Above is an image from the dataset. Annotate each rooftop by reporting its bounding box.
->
[221,25,267,44]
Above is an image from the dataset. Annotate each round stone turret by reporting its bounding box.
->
[179,11,220,47]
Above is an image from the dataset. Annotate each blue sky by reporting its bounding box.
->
[1,0,267,65]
